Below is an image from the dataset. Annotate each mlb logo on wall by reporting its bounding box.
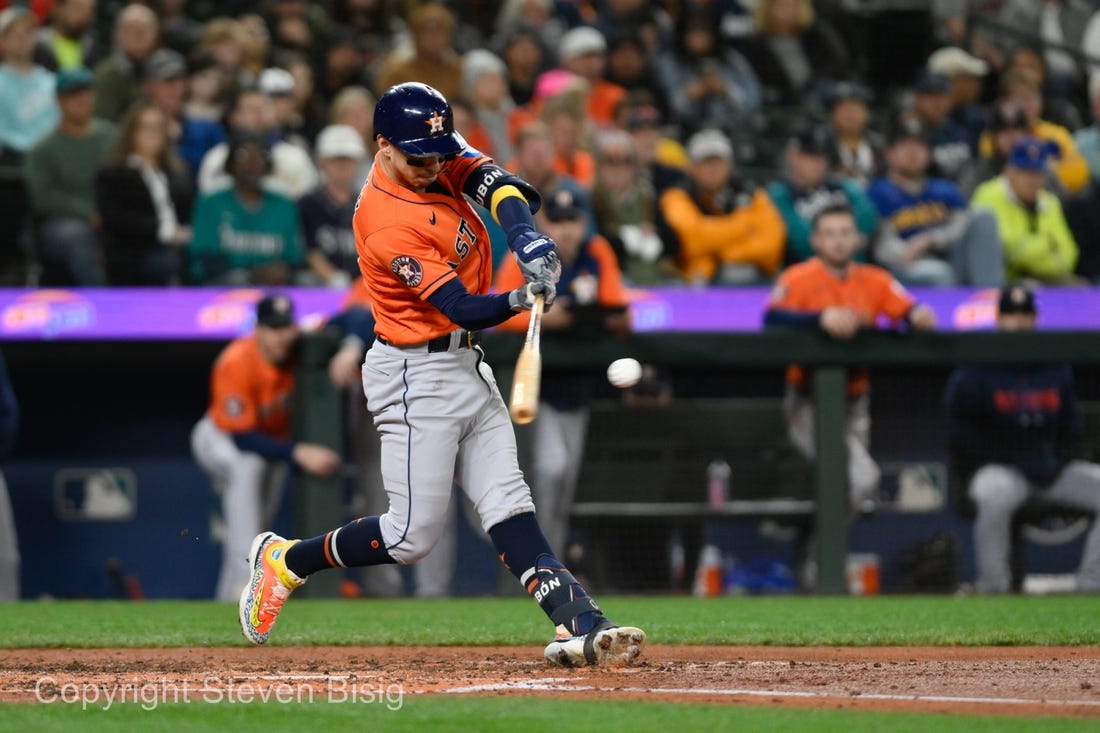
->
[1,290,95,337]
[54,468,137,521]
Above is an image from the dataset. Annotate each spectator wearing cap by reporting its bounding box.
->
[1073,73,1100,182]
[957,105,1037,199]
[94,100,193,285]
[822,81,882,188]
[259,67,308,151]
[590,128,677,285]
[91,3,159,122]
[868,116,1003,287]
[971,137,1080,284]
[377,3,463,102]
[33,0,101,73]
[979,69,1089,195]
[659,128,785,286]
[657,6,761,135]
[944,283,1100,595]
[191,293,340,601]
[555,26,626,128]
[143,48,226,176]
[0,6,59,281]
[190,130,305,285]
[494,186,631,556]
[24,66,116,286]
[738,0,849,103]
[622,102,688,197]
[909,71,975,181]
[603,33,671,123]
[197,86,318,199]
[767,125,878,266]
[463,49,515,162]
[928,46,990,152]
[298,125,365,288]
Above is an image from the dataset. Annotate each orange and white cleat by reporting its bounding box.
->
[238,532,305,645]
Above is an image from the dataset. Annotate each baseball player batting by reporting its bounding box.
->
[238,82,645,667]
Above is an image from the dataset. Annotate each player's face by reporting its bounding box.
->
[811,212,859,266]
[886,138,929,179]
[378,138,447,191]
[255,324,300,365]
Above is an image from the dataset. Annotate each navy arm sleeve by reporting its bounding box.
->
[763,308,821,328]
[462,163,543,215]
[428,278,515,331]
[232,431,295,462]
[327,306,377,345]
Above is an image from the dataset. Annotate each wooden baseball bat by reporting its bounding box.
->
[509,294,545,425]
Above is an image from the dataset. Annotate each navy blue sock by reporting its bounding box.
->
[285,516,396,578]
[489,512,606,636]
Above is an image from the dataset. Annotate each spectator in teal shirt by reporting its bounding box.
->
[190,131,304,285]
[767,126,878,266]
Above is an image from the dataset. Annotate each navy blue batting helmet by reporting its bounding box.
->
[373,82,465,157]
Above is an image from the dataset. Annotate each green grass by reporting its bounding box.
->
[1,595,1099,648]
[1,698,1098,733]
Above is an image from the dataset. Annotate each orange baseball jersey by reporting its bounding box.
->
[769,257,915,396]
[494,233,628,333]
[206,335,294,439]
[353,150,494,344]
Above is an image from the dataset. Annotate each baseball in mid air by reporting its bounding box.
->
[607,358,643,389]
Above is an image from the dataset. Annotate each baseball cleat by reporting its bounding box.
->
[239,532,305,646]
[543,623,647,668]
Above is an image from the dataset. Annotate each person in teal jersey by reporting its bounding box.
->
[0,8,59,154]
[190,130,304,285]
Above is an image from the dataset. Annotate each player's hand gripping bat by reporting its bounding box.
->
[509,294,544,424]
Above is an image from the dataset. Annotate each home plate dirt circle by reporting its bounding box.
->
[2,646,1100,717]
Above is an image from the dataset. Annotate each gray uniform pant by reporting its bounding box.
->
[969,461,1100,593]
[784,386,881,509]
[191,416,288,601]
[361,337,535,566]
[0,470,19,600]
[530,403,590,556]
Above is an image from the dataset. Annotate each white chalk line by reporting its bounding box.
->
[441,677,1100,708]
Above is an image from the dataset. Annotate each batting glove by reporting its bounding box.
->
[508,279,556,312]
[509,227,562,284]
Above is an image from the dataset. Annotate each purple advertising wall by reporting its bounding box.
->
[0,286,1097,340]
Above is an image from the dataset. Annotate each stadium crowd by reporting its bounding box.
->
[1,0,1100,289]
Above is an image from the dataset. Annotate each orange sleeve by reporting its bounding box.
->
[364,223,459,301]
[766,267,807,310]
[209,356,259,433]
[492,253,527,332]
[875,270,916,321]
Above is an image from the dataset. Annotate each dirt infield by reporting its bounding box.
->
[3,645,1100,717]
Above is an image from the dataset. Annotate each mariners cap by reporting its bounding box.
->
[824,81,870,110]
[997,285,1036,315]
[144,49,188,81]
[886,115,928,146]
[56,66,94,96]
[1008,137,1060,171]
[256,294,296,328]
[544,188,586,221]
[913,71,952,95]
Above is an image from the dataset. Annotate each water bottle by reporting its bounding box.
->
[707,459,731,508]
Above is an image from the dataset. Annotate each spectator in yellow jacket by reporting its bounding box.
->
[658,128,785,285]
[971,138,1079,284]
[979,70,1089,195]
